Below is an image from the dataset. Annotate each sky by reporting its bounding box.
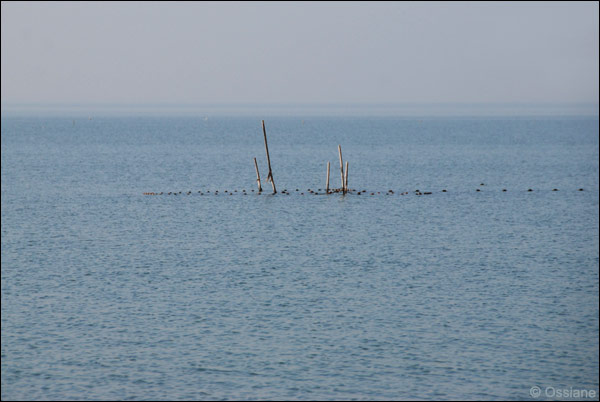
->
[1,1,598,112]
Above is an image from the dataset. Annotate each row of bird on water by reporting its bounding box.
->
[143,187,584,196]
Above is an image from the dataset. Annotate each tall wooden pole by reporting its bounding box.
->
[253,157,262,193]
[338,145,344,191]
[344,161,349,194]
[326,162,330,193]
[262,120,276,194]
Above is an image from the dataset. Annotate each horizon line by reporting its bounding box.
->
[2,101,598,117]
[2,101,598,107]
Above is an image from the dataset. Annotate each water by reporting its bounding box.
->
[1,115,598,400]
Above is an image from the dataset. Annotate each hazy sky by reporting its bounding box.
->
[1,1,598,106]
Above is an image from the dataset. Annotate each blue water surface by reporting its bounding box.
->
[1,115,599,400]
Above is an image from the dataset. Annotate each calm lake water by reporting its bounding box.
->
[1,115,599,400]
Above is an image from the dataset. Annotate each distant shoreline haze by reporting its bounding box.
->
[1,102,598,117]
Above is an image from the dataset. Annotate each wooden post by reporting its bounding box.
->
[326,161,330,193]
[338,145,344,191]
[344,161,349,194]
[253,157,262,193]
[262,120,276,194]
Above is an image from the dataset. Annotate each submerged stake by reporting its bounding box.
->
[338,145,344,191]
[253,157,262,193]
[326,161,330,193]
[344,161,349,194]
[262,120,276,194]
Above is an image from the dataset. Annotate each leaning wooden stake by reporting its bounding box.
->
[344,161,349,194]
[262,120,276,194]
[338,145,344,191]
[326,161,330,193]
[253,157,262,192]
